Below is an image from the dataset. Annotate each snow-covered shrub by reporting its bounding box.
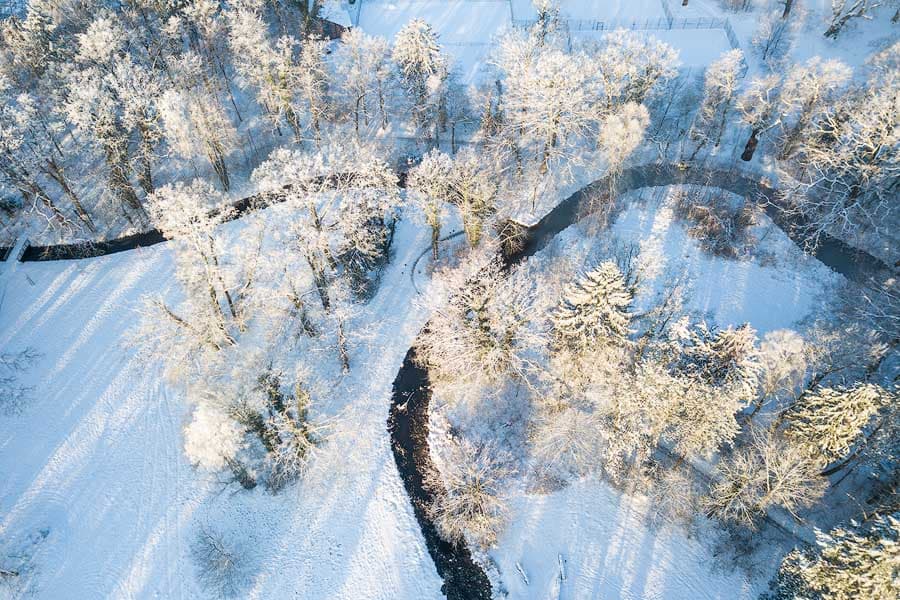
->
[426,440,515,550]
[183,404,245,472]
[191,527,249,598]
[672,188,757,258]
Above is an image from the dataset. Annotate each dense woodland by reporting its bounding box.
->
[0,0,898,598]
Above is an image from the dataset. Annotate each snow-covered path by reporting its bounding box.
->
[0,215,443,598]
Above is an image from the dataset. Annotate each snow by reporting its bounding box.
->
[573,28,732,68]
[358,0,511,43]
[358,0,512,85]
[492,479,763,599]
[510,0,666,22]
[0,210,444,599]
[552,186,842,334]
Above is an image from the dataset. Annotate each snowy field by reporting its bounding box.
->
[573,29,732,67]
[510,0,666,21]
[0,213,444,598]
[358,0,512,85]
[493,480,763,599]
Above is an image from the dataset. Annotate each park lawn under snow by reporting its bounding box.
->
[481,187,842,598]
[358,0,512,86]
[0,208,444,599]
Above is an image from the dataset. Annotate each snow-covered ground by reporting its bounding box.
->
[573,28,732,67]
[492,479,765,599]
[510,0,666,22]
[358,0,512,85]
[0,210,444,598]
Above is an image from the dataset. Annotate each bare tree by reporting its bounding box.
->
[426,439,515,550]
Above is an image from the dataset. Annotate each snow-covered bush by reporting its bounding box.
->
[426,439,515,550]
[191,527,249,598]
[184,404,245,472]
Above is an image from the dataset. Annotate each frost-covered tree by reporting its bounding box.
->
[705,427,825,527]
[529,404,604,480]
[392,19,448,143]
[253,140,400,369]
[495,36,595,176]
[417,254,542,391]
[825,0,884,38]
[176,0,242,118]
[295,36,331,146]
[590,29,679,113]
[674,321,762,404]
[442,72,473,152]
[778,63,899,245]
[447,147,498,247]
[144,179,245,358]
[597,102,649,191]
[738,74,782,161]
[552,261,633,354]
[407,148,453,259]
[66,13,146,220]
[785,383,890,470]
[158,63,237,190]
[530,0,564,46]
[689,49,744,159]
[0,83,92,230]
[426,439,514,550]
[227,6,302,139]
[776,57,852,160]
[191,527,249,598]
[750,329,810,417]
[774,512,900,600]
[333,29,394,137]
[753,9,800,68]
[109,57,162,194]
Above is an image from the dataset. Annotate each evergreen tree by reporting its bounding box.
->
[552,261,633,353]
[772,513,900,600]
[785,383,890,468]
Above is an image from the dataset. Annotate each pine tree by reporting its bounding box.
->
[785,383,890,468]
[552,261,633,353]
[392,18,447,143]
[775,512,900,600]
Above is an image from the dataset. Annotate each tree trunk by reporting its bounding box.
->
[741,128,760,161]
[431,222,440,260]
[105,141,144,219]
[43,159,96,232]
[137,122,155,194]
[782,0,794,19]
[338,320,350,373]
[207,143,230,191]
